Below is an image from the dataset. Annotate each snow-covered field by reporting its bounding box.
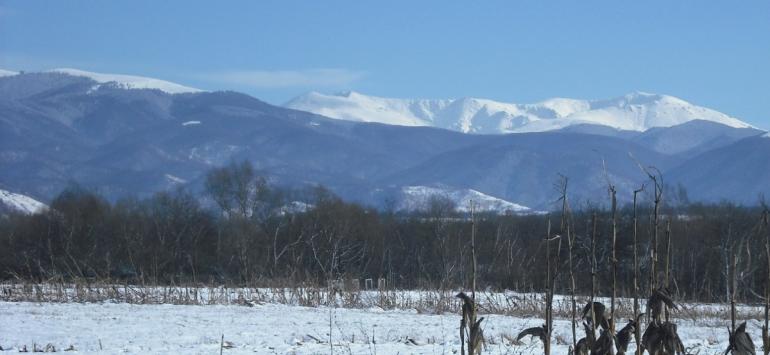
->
[0,298,761,354]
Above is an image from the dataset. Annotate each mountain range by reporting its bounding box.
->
[0,68,768,213]
[285,91,751,134]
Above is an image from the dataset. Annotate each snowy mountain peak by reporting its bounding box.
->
[286,91,751,134]
[625,90,658,98]
[333,90,358,98]
[47,68,202,94]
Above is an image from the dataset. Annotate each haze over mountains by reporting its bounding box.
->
[0,69,768,213]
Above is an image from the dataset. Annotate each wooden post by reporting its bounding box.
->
[471,200,476,305]
[730,243,737,333]
[609,185,617,355]
[545,217,552,355]
[590,212,598,338]
[632,186,644,355]
[469,200,478,354]
[330,306,334,355]
[665,219,672,289]
[650,180,660,296]
[762,206,770,355]
[664,217,671,322]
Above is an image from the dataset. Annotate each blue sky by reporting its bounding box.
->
[2,1,769,128]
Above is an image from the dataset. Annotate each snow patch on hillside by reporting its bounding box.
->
[399,186,531,214]
[286,91,751,134]
[164,174,187,184]
[762,132,770,139]
[49,68,201,94]
[0,189,46,214]
[0,69,18,77]
[279,201,312,215]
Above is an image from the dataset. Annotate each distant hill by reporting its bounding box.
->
[0,69,767,211]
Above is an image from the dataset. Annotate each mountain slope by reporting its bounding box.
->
[666,135,770,203]
[398,185,532,214]
[631,120,763,156]
[48,68,201,94]
[0,188,47,214]
[1,69,767,210]
[286,91,751,134]
[383,132,679,209]
[0,72,487,203]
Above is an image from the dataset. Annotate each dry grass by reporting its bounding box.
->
[0,280,764,322]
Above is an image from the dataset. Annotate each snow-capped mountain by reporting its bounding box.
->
[1,69,768,209]
[2,67,201,94]
[285,91,751,134]
[0,189,47,214]
[398,186,532,214]
[43,68,201,94]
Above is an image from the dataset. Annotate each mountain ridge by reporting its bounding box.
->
[1,69,768,210]
[286,91,752,134]
[0,68,201,94]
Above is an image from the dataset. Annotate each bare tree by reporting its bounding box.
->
[647,168,663,297]
[761,206,770,355]
[557,175,578,352]
[603,157,618,355]
[633,157,664,299]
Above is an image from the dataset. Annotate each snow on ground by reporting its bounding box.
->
[0,300,755,354]
[0,188,46,214]
[0,285,763,354]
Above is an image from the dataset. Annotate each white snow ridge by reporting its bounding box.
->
[399,185,532,214]
[286,91,751,134]
[164,174,188,184]
[0,189,47,214]
[0,69,19,77]
[49,68,201,94]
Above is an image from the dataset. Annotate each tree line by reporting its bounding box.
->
[0,161,767,303]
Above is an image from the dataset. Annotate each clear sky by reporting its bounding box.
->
[1,1,769,128]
